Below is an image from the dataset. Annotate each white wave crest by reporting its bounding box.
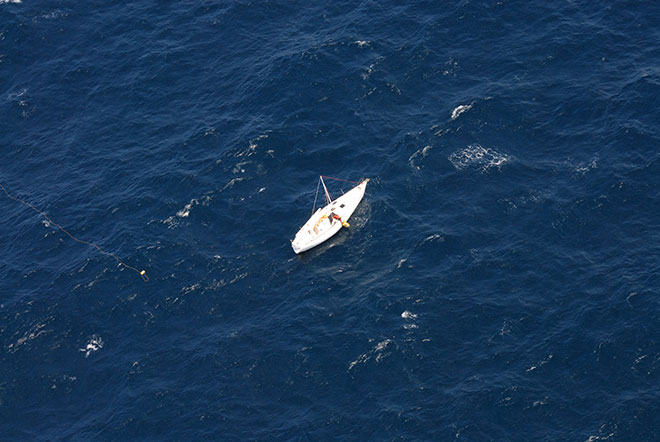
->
[585,432,615,442]
[526,354,553,372]
[401,310,417,320]
[80,335,104,358]
[422,234,444,244]
[348,339,392,370]
[177,201,194,218]
[574,157,598,174]
[449,144,511,172]
[7,88,27,100]
[161,195,211,228]
[409,145,433,169]
[177,195,211,218]
[451,103,472,120]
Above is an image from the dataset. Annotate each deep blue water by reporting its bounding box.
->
[2,0,660,440]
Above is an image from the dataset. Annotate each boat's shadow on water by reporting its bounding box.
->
[295,230,349,261]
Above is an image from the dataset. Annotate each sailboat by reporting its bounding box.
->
[291,176,369,254]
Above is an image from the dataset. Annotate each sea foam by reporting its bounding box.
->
[449,144,511,172]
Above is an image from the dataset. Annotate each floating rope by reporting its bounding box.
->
[0,182,148,282]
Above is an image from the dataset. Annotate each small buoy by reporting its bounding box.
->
[342,221,350,228]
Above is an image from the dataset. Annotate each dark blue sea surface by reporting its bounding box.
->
[2,0,660,440]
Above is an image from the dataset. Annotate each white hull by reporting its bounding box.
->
[292,179,369,254]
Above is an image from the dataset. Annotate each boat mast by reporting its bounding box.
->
[320,175,332,205]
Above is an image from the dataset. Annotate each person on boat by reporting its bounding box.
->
[328,212,349,227]
[313,213,344,234]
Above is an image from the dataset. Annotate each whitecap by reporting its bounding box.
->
[37,9,67,20]
[232,160,249,174]
[374,340,391,362]
[443,57,459,76]
[634,354,647,364]
[177,201,194,218]
[222,177,245,190]
[451,103,472,120]
[422,234,444,243]
[348,353,368,370]
[182,283,201,294]
[348,339,393,370]
[526,354,553,372]
[80,335,104,358]
[361,58,384,80]
[573,156,598,174]
[7,88,27,100]
[401,310,417,320]
[408,145,432,169]
[235,133,269,158]
[176,195,211,218]
[374,339,391,351]
[162,215,178,229]
[7,322,49,352]
[448,144,511,172]
[585,433,615,442]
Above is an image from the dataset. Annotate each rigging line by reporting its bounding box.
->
[320,175,361,184]
[311,176,321,216]
[0,182,149,282]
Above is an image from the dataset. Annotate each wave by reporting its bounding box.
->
[448,144,511,172]
[451,103,473,120]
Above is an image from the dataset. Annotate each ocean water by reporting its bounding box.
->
[2,0,660,440]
